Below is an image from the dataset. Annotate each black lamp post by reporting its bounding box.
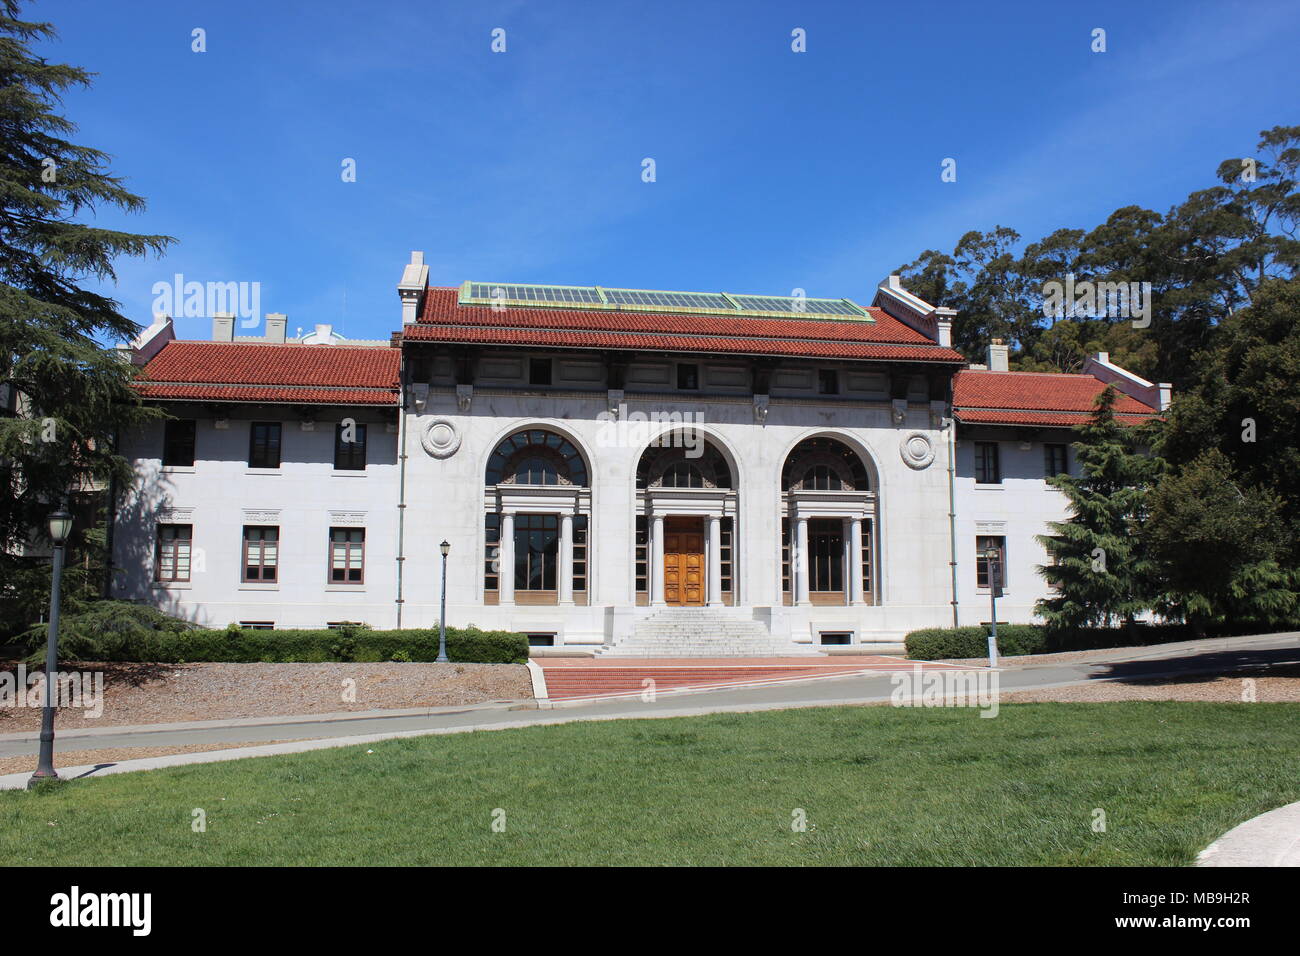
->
[983,545,1001,668]
[437,540,450,663]
[29,509,73,788]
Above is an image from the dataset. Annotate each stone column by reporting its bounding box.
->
[707,514,723,606]
[849,517,866,605]
[795,515,811,606]
[651,513,666,606]
[499,512,515,605]
[558,513,574,605]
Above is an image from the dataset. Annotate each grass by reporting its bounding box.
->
[3,702,1298,866]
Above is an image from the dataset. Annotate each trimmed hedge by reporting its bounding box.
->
[20,604,527,664]
[905,625,1046,660]
[163,627,530,665]
[903,620,1292,660]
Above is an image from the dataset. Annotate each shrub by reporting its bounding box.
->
[17,600,201,663]
[19,603,528,665]
[905,625,1045,660]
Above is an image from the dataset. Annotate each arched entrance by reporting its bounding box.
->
[780,437,876,606]
[635,434,736,607]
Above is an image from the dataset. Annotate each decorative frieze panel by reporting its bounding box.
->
[560,361,603,383]
[704,365,747,387]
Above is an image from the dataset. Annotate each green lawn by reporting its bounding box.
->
[3,702,1298,866]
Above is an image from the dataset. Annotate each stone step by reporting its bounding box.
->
[598,608,826,657]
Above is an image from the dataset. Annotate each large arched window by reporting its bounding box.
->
[636,438,732,489]
[781,438,869,491]
[484,429,590,606]
[485,429,588,487]
[780,436,876,608]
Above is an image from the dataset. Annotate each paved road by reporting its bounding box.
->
[2,632,1296,761]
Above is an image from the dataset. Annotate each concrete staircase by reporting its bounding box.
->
[596,608,823,658]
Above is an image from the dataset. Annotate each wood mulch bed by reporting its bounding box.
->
[0,661,533,732]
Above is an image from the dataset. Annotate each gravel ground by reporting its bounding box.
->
[0,661,533,731]
[0,739,305,777]
[933,645,1208,668]
[1001,667,1300,703]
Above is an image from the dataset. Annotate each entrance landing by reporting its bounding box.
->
[536,656,970,700]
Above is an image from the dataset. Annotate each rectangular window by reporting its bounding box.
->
[676,363,699,390]
[334,422,367,471]
[329,527,365,583]
[1045,535,1064,592]
[238,621,275,630]
[1044,443,1068,477]
[515,513,558,591]
[974,441,1001,484]
[526,633,556,647]
[976,536,1006,591]
[820,631,852,645]
[162,419,196,467]
[248,422,282,469]
[242,526,279,582]
[818,369,839,395]
[155,524,192,582]
[720,517,733,595]
[572,515,588,593]
[484,513,500,591]
[809,518,845,592]
[634,516,648,593]
[861,518,873,596]
[529,358,552,386]
[781,517,791,594]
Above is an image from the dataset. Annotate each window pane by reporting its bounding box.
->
[249,423,282,468]
[335,423,367,470]
[163,420,196,467]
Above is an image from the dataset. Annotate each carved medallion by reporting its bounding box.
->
[900,432,935,470]
[421,418,461,459]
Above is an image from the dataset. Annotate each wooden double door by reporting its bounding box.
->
[663,516,705,606]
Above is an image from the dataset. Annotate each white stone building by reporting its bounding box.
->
[110,254,1168,654]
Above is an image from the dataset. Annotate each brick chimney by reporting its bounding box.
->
[212,313,235,342]
[986,338,1009,372]
[397,251,429,324]
[265,313,288,343]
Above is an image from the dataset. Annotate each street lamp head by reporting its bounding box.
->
[440,539,450,557]
[48,510,73,545]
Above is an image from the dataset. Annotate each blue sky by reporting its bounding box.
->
[33,0,1300,342]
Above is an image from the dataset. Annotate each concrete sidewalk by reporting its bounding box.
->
[1197,801,1300,867]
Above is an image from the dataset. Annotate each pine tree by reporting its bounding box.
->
[0,2,173,569]
[1035,387,1163,631]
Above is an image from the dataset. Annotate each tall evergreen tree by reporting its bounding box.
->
[1158,277,1300,560]
[1143,449,1297,637]
[1035,387,1163,631]
[895,125,1299,389]
[0,2,172,565]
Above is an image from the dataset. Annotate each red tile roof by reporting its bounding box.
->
[953,369,1159,427]
[956,407,1157,427]
[132,341,400,406]
[405,287,966,363]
